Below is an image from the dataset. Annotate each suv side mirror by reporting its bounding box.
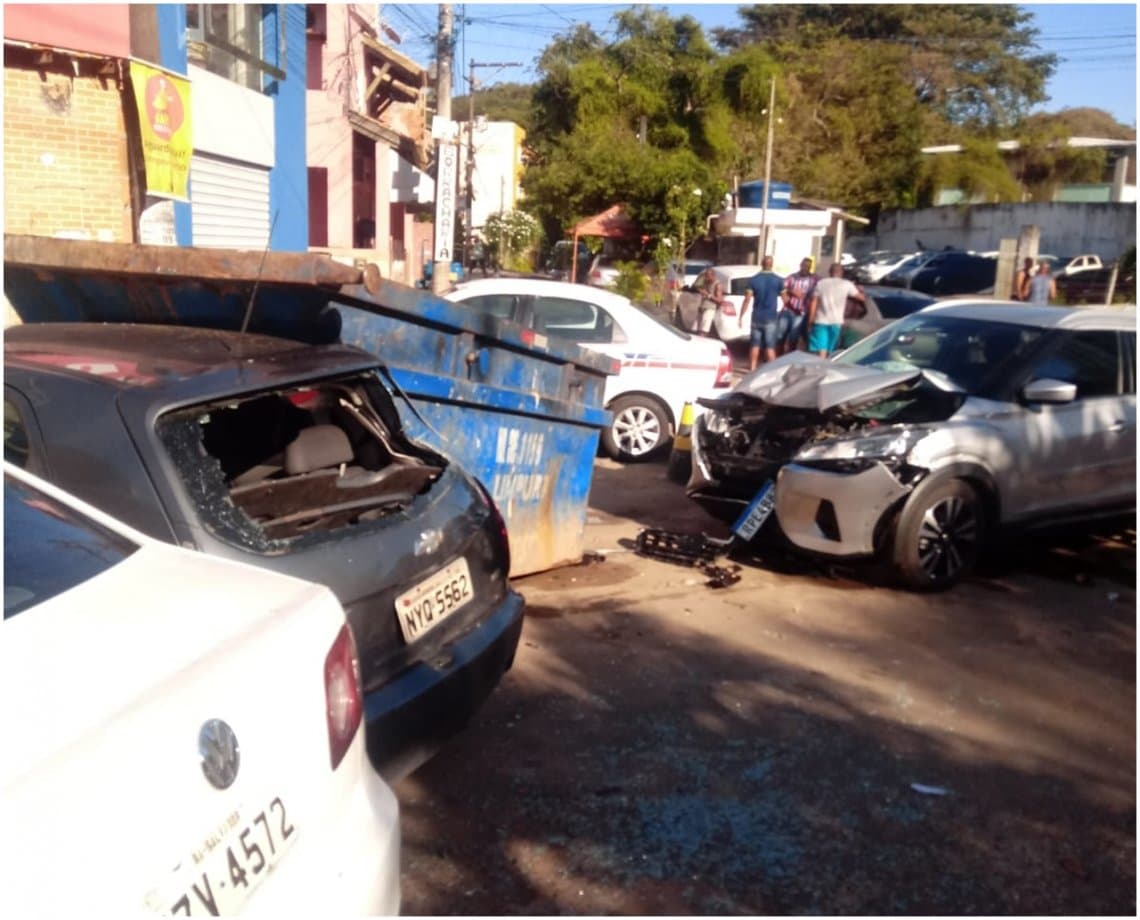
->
[1022,378,1077,404]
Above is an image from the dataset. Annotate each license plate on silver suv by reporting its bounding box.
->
[395,557,474,643]
[732,480,776,541]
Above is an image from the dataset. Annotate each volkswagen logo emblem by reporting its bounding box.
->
[198,719,241,790]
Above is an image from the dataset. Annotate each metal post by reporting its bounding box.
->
[464,58,476,270]
[431,5,454,295]
[757,77,776,264]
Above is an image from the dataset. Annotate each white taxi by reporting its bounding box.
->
[447,277,732,461]
[1,463,401,916]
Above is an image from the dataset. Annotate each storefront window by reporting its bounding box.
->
[186,4,285,92]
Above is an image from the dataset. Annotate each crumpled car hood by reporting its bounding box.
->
[727,352,955,412]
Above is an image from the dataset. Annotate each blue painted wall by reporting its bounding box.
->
[267,4,308,251]
[155,4,307,251]
[155,4,192,246]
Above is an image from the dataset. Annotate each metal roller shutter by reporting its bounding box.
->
[190,154,271,249]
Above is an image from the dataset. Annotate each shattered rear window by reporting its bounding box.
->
[157,373,445,553]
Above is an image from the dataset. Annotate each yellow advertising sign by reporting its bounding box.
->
[129,62,192,201]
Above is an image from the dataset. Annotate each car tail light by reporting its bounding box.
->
[715,347,732,388]
[667,279,678,290]
[474,478,511,575]
[324,622,363,770]
[590,270,601,281]
[720,302,737,316]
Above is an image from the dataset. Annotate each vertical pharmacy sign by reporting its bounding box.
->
[129,62,192,200]
[434,141,458,263]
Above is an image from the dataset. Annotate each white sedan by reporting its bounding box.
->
[447,278,732,461]
[1,463,400,917]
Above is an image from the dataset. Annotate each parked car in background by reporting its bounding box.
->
[851,250,917,284]
[688,302,1136,590]
[447,277,732,461]
[546,240,593,283]
[1051,254,1104,276]
[587,254,622,288]
[671,264,756,342]
[1,462,401,916]
[838,285,939,349]
[666,259,715,291]
[879,250,945,288]
[1055,264,1137,304]
[907,251,996,296]
[4,324,524,781]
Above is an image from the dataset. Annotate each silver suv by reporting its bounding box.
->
[689,302,1137,589]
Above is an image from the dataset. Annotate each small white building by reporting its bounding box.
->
[712,197,868,275]
[457,120,527,235]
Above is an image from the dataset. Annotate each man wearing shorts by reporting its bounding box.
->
[739,255,785,370]
[780,257,819,353]
[809,262,864,357]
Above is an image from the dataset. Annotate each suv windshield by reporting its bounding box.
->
[836,313,1045,394]
[4,475,138,618]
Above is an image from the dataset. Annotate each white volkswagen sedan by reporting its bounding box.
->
[447,277,732,461]
[1,463,401,916]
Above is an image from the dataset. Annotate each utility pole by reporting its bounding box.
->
[463,59,520,269]
[431,5,455,295]
[757,77,776,264]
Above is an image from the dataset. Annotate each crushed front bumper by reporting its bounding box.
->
[774,462,912,557]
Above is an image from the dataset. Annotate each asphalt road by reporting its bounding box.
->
[395,455,1136,915]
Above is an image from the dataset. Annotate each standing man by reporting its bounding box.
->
[809,263,865,357]
[739,255,785,371]
[1027,260,1057,305]
[780,257,819,353]
[1013,256,1034,300]
[694,266,725,335]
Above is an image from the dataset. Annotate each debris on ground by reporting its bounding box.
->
[635,529,743,588]
[581,550,608,565]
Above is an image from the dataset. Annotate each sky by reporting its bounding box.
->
[381,2,1138,128]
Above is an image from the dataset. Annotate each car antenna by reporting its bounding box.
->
[239,210,279,344]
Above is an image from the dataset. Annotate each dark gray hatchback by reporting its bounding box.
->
[4,323,524,779]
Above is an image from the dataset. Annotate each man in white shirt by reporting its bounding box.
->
[808,263,865,357]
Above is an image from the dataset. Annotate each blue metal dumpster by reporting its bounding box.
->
[2,235,616,576]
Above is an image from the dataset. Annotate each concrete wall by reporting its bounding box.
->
[877,203,1137,260]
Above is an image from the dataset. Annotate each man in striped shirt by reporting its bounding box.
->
[779,257,819,353]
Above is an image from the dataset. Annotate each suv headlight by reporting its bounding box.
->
[795,427,931,473]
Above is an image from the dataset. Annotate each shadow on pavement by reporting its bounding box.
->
[395,579,1135,915]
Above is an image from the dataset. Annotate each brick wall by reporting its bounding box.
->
[4,61,133,241]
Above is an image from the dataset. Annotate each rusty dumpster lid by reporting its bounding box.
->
[3,235,619,378]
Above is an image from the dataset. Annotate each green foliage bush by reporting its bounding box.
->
[611,261,649,304]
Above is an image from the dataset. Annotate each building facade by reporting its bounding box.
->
[458,119,526,240]
[3,3,308,251]
[305,3,433,284]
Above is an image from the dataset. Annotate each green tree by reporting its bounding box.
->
[483,210,541,272]
[712,4,1057,130]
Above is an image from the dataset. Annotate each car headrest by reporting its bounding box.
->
[285,425,354,474]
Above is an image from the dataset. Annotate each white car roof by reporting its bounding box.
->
[712,265,764,280]
[451,276,632,308]
[921,300,1136,331]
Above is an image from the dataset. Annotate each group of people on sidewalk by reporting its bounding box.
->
[731,256,864,371]
[1013,257,1057,304]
